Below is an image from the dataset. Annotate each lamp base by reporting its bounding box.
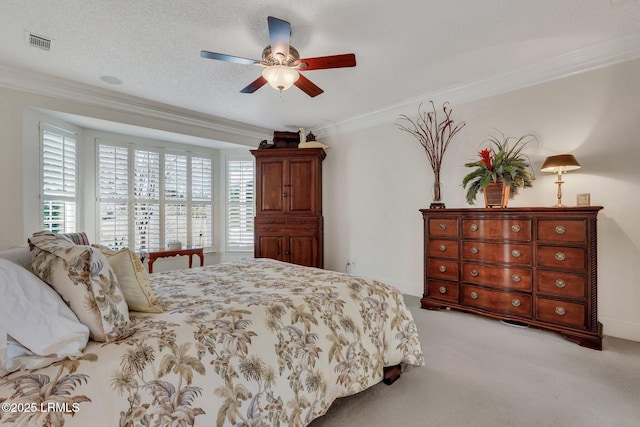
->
[552,203,567,208]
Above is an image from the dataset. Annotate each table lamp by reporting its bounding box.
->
[541,154,581,207]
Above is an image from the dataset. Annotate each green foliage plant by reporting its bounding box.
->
[462,132,536,205]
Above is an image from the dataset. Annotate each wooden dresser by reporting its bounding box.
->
[251,148,325,268]
[420,207,603,350]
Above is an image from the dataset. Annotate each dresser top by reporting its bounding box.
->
[420,206,603,215]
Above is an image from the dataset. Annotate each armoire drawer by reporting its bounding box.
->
[461,285,532,318]
[536,297,586,329]
[462,263,532,292]
[462,218,532,241]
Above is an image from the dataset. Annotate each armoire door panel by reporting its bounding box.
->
[288,159,316,214]
[259,161,284,213]
[288,234,318,267]
[256,234,285,262]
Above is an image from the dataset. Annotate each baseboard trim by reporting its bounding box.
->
[600,317,640,342]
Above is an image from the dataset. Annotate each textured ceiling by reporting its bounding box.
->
[1,0,640,138]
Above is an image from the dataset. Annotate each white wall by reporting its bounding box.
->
[322,58,640,342]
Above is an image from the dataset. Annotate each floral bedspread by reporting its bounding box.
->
[1,258,424,426]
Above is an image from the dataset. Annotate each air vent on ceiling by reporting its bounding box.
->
[26,32,52,51]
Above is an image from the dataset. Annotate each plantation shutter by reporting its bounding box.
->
[134,149,160,250]
[165,153,188,246]
[97,144,129,248]
[191,156,213,247]
[41,124,77,233]
[227,159,254,251]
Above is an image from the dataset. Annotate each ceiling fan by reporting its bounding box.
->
[200,16,356,97]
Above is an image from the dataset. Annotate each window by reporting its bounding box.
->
[41,124,78,233]
[226,158,254,251]
[97,142,213,251]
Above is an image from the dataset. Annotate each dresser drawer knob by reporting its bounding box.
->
[438,286,447,294]
[470,291,479,300]
[439,244,446,252]
[439,265,447,272]
[511,249,521,258]
[511,299,521,307]
[555,225,566,235]
[555,306,566,316]
[512,274,521,283]
[470,247,479,254]
[555,252,566,261]
[555,279,566,288]
[471,269,479,277]
[511,224,521,233]
[470,223,478,231]
[439,223,447,230]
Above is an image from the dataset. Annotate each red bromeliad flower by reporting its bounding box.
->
[479,148,493,170]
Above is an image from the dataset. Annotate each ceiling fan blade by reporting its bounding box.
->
[200,50,262,66]
[294,74,324,97]
[240,76,268,93]
[267,16,291,62]
[296,53,357,70]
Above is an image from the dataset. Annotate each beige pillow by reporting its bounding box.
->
[92,245,162,313]
[29,231,130,342]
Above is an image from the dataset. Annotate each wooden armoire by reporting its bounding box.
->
[251,148,325,268]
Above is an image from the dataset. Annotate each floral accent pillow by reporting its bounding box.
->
[29,231,131,342]
[92,245,163,313]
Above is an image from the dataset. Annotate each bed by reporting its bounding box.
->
[0,233,424,426]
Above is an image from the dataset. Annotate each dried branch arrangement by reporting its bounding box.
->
[397,101,466,204]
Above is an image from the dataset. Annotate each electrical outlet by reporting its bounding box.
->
[346,260,356,274]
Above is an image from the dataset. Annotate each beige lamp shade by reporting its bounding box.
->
[541,154,581,173]
[541,154,581,207]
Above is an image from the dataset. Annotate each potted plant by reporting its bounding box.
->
[462,132,536,207]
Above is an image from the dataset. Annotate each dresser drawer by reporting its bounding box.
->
[462,263,532,292]
[461,285,531,318]
[426,280,459,303]
[536,297,586,329]
[537,246,585,270]
[428,259,458,280]
[537,219,586,243]
[462,241,531,265]
[462,218,531,241]
[537,270,586,299]
[428,239,459,259]
[428,218,458,237]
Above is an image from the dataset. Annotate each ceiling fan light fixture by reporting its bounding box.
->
[262,65,299,91]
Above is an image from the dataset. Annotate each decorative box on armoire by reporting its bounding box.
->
[420,206,603,350]
[251,148,325,268]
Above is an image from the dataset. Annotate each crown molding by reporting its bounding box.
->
[313,33,640,137]
[0,64,271,142]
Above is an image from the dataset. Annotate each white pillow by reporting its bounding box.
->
[0,246,32,271]
[0,329,7,376]
[0,258,89,360]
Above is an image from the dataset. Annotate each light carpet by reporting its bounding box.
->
[310,295,640,427]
